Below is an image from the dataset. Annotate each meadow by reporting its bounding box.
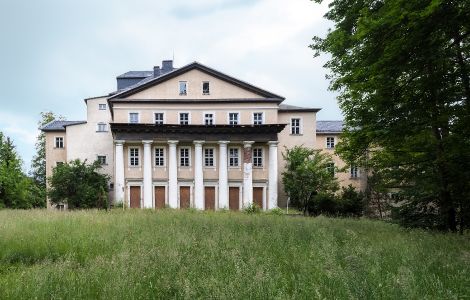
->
[0,209,469,299]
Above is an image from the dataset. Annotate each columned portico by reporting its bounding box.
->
[193,140,205,209]
[168,140,179,208]
[268,141,279,209]
[218,141,229,209]
[115,140,125,205]
[142,140,153,208]
[243,141,254,208]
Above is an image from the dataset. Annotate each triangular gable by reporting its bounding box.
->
[108,62,285,100]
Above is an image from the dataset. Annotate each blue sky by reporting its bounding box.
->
[0,0,339,171]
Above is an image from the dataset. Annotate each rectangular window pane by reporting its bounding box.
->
[155,148,165,166]
[350,166,358,178]
[253,113,263,125]
[55,137,64,148]
[129,113,139,123]
[155,113,164,125]
[179,81,187,95]
[180,148,190,167]
[203,82,210,95]
[253,148,263,167]
[97,123,107,132]
[326,137,335,148]
[229,148,239,167]
[180,113,189,125]
[97,155,106,165]
[291,118,300,134]
[99,104,106,110]
[204,113,214,125]
[130,148,139,166]
[204,148,214,167]
[229,113,239,125]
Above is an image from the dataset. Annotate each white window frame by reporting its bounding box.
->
[129,147,140,167]
[252,112,265,125]
[179,112,191,125]
[98,103,107,110]
[179,81,188,96]
[228,112,240,125]
[252,147,264,168]
[54,136,64,149]
[179,147,191,167]
[202,81,210,95]
[154,112,165,125]
[97,155,107,165]
[154,146,166,167]
[326,137,335,149]
[228,147,240,167]
[290,117,302,135]
[129,112,140,124]
[350,165,359,178]
[204,147,216,167]
[203,111,215,125]
[97,122,107,132]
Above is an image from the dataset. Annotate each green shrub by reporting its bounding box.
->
[269,207,284,215]
[244,203,261,214]
[338,185,365,217]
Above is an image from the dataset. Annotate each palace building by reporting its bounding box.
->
[42,60,364,210]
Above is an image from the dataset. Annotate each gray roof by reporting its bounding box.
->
[41,120,86,131]
[316,121,344,133]
[279,104,321,112]
[117,71,153,78]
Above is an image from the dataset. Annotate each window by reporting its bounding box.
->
[129,113,139,124]
[97,123,107,132]
[129,148,139,166]
[229,113,239,125]
[55,137,64,148]
[180,148,190,167]
[179,113,190,125]
[350,165,359,178]
[204,148,214,167]
[154,113,164,125]
[98,104,106,110]
[97,155,107,165]
[253,148,263,167]
[291,118,301,134]
[326,137,335,149]
[229,148,239,167]
[202,81,210,95]
[155,147,165,166]
[204,113,214,125]
[326,163,335,177]
[253,112,263,125]
[179,81,187,95]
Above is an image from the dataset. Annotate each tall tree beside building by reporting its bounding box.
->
[311,0,470,231]
[30,112,63,202]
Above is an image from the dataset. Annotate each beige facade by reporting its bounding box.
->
[43,60,366,210]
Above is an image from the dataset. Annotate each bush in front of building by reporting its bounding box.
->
[48,159,110,209]
[306,186,365,217]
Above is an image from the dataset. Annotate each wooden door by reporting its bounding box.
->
[229,187,239,211]
[130,186,141,208]
[204,187,215,210]
[154,186,165,209]
[180,186,190,209]
[253,187,263,209]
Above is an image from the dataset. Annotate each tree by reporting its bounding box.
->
[311,0,470,232]
[48,159,109,209]
[282,146,339,215]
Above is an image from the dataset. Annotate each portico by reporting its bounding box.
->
[111,123,284,210]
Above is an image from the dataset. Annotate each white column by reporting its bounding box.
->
[268,141,279,209]
[143,140,153,209]
[114,140,125,205]
[193,140,205,210]
[168,140,179,208]
[243,141,254,208]
[218,141,229,209]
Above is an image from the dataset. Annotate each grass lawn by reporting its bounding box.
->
[0,209,469,299]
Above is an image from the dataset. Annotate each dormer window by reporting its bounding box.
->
[179,81,187,95]
[202,81,210,95]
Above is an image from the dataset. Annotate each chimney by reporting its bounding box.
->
[161,60,173,74]
[153,66,161,77]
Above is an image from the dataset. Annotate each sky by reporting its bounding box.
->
[0,0,339,172]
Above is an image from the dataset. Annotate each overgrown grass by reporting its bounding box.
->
[0,209,469,299]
